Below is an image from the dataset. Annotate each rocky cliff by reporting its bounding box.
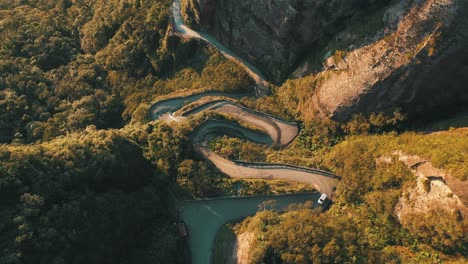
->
[184,0,393,83]
[183,0,468,121]
[310,0,468,121]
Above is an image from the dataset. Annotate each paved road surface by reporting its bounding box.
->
[149,93,338,196]
[171,0,270,96]
[197,147,338,196]
[147,1,340,196]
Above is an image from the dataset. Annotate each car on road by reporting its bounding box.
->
[318,193,327,205]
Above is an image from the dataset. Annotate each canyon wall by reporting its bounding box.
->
[189,0,388,83]
[183,0,468,120]
[309,0,468,120]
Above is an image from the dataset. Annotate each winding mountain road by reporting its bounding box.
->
[171,0,270,96]
[181,100,299,146]
[160,4,340,264]
[197,147,338,196]
[150,91,338,196]
[148,1,339,196]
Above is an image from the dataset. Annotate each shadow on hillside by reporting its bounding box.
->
[415,108,468,133]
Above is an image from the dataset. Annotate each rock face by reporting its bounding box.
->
[391,151,468,216]
[186,0,384,83]
[310,0,468,121]
[184,0,468,121]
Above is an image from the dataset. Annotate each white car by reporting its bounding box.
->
[318,193,327,205]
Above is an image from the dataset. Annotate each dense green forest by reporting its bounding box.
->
[1,0,467,263]
[0,0,252,143]
[0,0,251,263]
[0,129,181,263]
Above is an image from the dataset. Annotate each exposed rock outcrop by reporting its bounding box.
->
[311,0,468,121]
[391,151,468,219]
[182,0,468,121]
[186,0,390,83]
[224,232,254,264]
[389,151,468,250]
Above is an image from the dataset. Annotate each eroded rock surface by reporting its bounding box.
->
[311,0,468,120]
[186,0,389,83]
[183,0,468,121]
[390,151,468,220]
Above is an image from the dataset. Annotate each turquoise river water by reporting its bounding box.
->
[180,192,321,264]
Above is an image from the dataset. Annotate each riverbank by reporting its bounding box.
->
[213,223,237,264]
[180,193,322,264]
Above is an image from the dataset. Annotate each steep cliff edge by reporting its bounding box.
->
[183,0,468,121]
[311,0,468,121]
[183,0,394,83]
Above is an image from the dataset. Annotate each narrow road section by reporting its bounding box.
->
[157,4,340,264]
[181,100,299,146]
[197,147,338,196]
[171,0,270,96]
[149,92,339,196]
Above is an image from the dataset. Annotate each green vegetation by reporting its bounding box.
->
[0,129,183,264]
[1,0,467,263]
[177,158,227,197]
[232,127,468,263]
[235,206,417,263]
[209,136,267,162]
[122,44,253,122]
[238,75,319,121]
[0,0,253,262]
[403,208,467,254]
[235,179,315,196]
[271,128,467,181]
[0,0,171,143]
[190,86,466,263]
[0,0,252,143]
[399,129,468,181]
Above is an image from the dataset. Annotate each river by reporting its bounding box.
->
[180,193,321,264]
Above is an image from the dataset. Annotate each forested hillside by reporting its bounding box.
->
[0,129,179,263]
[225,128,467,264]
[0,0,251,263]
[0,0,251,143]
[1,0,467,263]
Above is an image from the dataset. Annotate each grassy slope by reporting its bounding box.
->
[229,126,467,263]
[265,128,467,182]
